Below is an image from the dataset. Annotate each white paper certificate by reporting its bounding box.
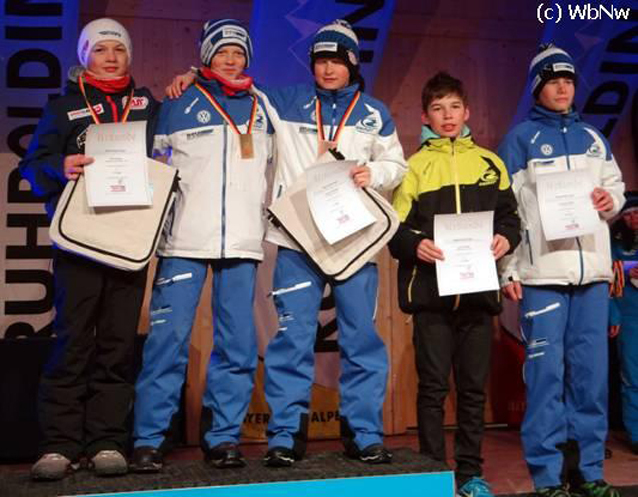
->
[306,160,376,245]
[84,121,151,207]
[536,169,599,241]
[434,211,499,297]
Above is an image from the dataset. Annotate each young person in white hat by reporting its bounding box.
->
[20,17,160,481]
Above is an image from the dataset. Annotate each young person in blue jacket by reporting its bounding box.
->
[130,19,272,472]
[257,20,407,467]
[19,18,159,481]
[499,44,625,497]
[167,18,407,468]
[609,192,638,457]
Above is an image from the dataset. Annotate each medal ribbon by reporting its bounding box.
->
[194,82,258,135]
[78,75,135,124]
[316,91,360,145]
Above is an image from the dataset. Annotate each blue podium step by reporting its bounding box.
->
[77,471,455,497]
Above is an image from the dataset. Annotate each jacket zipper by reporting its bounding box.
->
[407,228,424,306]
[106,95,119,122]
[407,266,418,304]
[561,119,584,285]
[451,140,461,311]
[526,229,534,265]
[221,122,228,258]
[329,92,337,140]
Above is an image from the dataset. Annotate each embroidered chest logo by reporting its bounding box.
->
[67,104,104,121]
[540,143,553,156]
[355,103,382,134]
[478,169,499,186]
[197,110,211,124]
[122,96,149,110]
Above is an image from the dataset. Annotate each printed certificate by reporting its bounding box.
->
[536,169,599,241]
[306,160,375,245]
[84,121,151,207]
[434,211,499,296]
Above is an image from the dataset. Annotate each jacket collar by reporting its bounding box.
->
[195,76,249,98]
[529,104,580,127]
[315,82,360,102]
[420,125,474,153]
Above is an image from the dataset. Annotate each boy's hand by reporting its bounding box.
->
[416,239,444,263]
[166,70,197,99]
[350,165,371,187]
[591,187,613,212]
[64,154,94,180]
[502,281,523,301]
[609,324,621,338]
[491,234,510,260]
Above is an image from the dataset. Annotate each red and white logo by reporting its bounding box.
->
[122,96,149,110]
[67,103,105,121]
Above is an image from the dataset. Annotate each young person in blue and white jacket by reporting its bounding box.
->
[130,20,272,472]
[258,20,407,467]
[167,18,406,468]
[608,192,638,457]
[498,44,625,497]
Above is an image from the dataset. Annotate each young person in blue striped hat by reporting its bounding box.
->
[257,19,406,467]
[499,43,625,497]
[130,18,273,472]
[167,17,407,468]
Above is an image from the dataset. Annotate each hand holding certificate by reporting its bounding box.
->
[536,169,599,241]
[84,121,151,207]
[434,211,499,297]
[306,160,376,245]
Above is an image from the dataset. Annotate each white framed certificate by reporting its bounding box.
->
[434,211,499,297]
[305,160,375,245]
[536,169,599,241]
[84,121,151,207]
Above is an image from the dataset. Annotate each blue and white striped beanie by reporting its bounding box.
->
[199,19,253,68]
[529,43,577,97]
[310,19,360,71]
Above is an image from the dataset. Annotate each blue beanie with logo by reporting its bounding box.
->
[199,19,253,68]
[529,43,577,97]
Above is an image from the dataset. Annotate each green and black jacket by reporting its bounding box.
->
[388,131,520,315]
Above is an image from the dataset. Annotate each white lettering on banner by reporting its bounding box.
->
[1,1,80,339]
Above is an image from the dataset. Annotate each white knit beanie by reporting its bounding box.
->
[77,18,132,68]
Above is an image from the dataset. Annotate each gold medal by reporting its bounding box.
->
[194,83,259,161]
[239,133,255,159]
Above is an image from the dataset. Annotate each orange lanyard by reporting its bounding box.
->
[315,91,360,144]
[194,82,258,135]
[78,75,134,124]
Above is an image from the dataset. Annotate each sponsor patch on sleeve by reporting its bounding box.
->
[67,103,104,121]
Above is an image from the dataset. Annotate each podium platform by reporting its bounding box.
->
[0,448,454,497]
